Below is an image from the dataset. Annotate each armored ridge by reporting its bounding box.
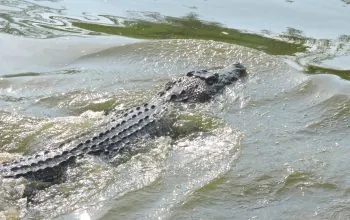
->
[0,63,246,182]
[0,101,167,181]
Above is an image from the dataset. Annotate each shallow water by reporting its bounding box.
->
[0,0,350,219]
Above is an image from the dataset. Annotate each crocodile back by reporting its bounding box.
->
[0,101,168,180]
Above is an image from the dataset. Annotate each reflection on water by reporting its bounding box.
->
[0,0,306,55]
[0,0,349,79]
[0,0,67,37]
[1,0,350,38]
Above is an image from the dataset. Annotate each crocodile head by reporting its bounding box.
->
[160,63,246,103]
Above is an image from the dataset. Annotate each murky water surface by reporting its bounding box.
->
[0,0,350,219]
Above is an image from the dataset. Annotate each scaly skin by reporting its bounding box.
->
[0,63,246,182]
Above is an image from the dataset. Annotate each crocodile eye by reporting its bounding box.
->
[205,73,219,85]
[186,71,194,77]
[170,94,177,101]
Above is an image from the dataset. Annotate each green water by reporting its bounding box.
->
[0,0,350,219]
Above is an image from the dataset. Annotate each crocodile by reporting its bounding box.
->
[0,63,246,183]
